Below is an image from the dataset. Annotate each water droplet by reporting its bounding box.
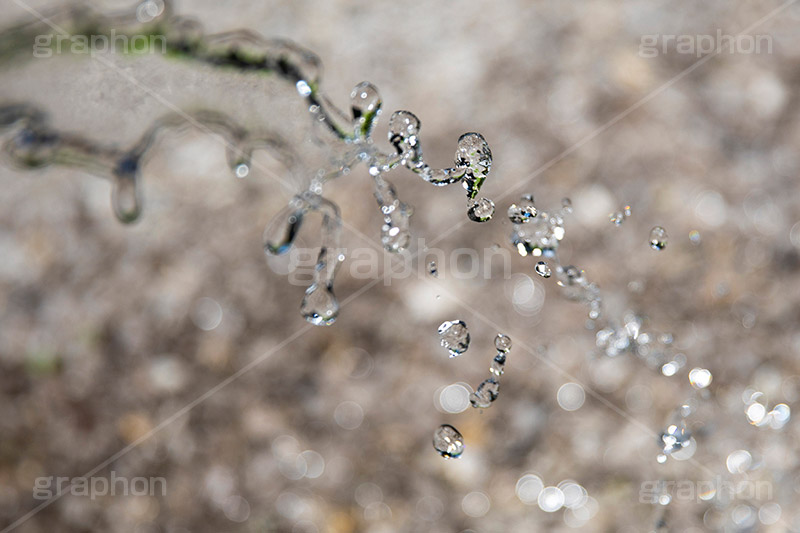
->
[469,378,499,408]
[538,486,565,512]
[688,368,713,389]
[649,226,668,250]
[263,207,304,255]
[350,82,382,138]
[438,320,470,357]
[508,203,537,224]
[456,132,492,200]
[296,80,312,97]
[534,261,551,278]
[432,424,464,458]
[490,353,506,376]
[301,283,339,326]
[561,197,573,213]
[467,197,495,222]
[659,419,691,455]
[494,334,512,353]
[609,205,632,226]
[428,261,438,278]
[112,172,142,223]
[689,230,701,245]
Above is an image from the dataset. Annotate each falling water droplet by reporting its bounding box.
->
[494,334,512,353]
[490,353,506,376]
[433,424,464,458]
[508,203,537,224]
[535,261,551,278]
[263,207,304,255]
[470,378,499,408]
[438,320,470,357]
[428,261,438,278]
[561,197,573,213]
[112,161,142,224]
[649,226,668,251]
[688,368,713,389]
[467,198,495,222]
[659,419,691,456]
[300,283,339,326]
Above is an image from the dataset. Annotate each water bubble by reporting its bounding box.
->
[334,401,364,430]
[301,283,339,326]
[428,261,438,278]
[467,197,495,222]
[649,226,668,250]
[515,474,544,505]
[469,378,499,408]
[234,163,250,178]
[689,230,702,245]
[461,491,491,518]
[534,261,551,278]
[538,486,565,512]
[557,383,586,411]
[438,320,470,357]
[490,353,506,377]
[493,334,512,353]
[508,203,537,224]
[688,368,713,389]
[432,424,464,458]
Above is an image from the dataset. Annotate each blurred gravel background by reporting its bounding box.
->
[2,0,800,531]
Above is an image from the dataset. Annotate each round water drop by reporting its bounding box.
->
[350,82,381,116]
[301,283,339,326]
[494,334,512,353]
[688,368,713,389]
[534,261,551,278]
[432,424,464,459]
[649,226,668,250]
[561,197,573,213]
[438,320,470,357]
[467,198,495,222]
[469,378,499,408]
[508,203,537,224]
[557,382,585,411]
[689,230,702,245]
[389,110,420,139]
[538,486,565,512]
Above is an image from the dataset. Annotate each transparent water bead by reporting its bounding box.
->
[688,368,713,389]
[649,226,668,250]
[433,424,464,458]
[456,132,492,200]
[609,205,631,226]
[428,261,438,278]
[534,261,551,278]
[660,419,691,455]
[470,378,499,408]
[511,211,564,257]
[508,203,537,224]
[494,334,512,353]
[467,197,495,222]
[301,283,339,326]
[490,354,506,376]
[561,197,573,213]
[438,320,470,357]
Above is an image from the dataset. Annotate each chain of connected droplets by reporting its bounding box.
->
[0,0,497,326]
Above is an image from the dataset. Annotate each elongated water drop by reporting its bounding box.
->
[467,197,495,222]
[470,378,499,408]
[112,157,142,223]
[535,261,551,278]
[494,334,512,353]
[428,261,438,278]
[438,320,470,357]
[433,424,464,458]
[350,81,382,138]
[490,353,506,376]
[263,202,305,255]
[456,132,492,200]
[508,203,537,224]
[301,282,339,326]
[650,226,668,251]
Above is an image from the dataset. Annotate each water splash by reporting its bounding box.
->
[0,0,497,325]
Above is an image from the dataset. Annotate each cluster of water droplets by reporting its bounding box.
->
[0,0,497,327]
[469,334,512,409]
